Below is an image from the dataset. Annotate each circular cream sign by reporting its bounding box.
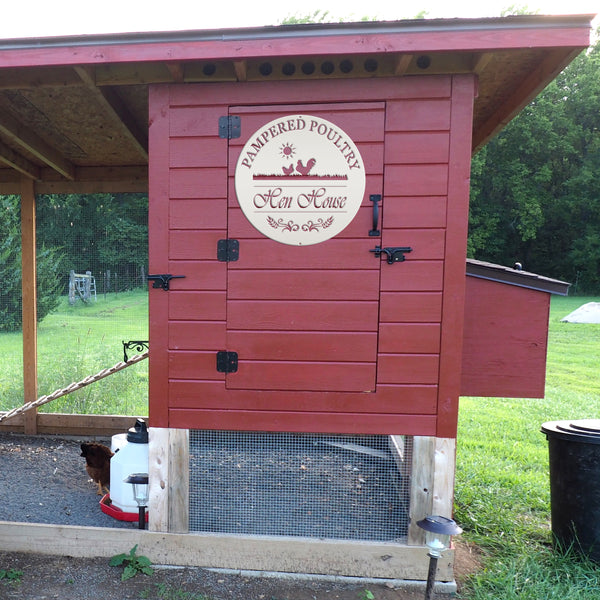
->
[235,115,366,245]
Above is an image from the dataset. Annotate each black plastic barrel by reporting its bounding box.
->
[541,419,600,562]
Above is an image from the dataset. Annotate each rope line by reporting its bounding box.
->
[0,351,149,424]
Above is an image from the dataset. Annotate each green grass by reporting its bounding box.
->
[456,295,600,598]
[0,289,148,416]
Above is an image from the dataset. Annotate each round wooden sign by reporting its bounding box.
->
[235,115,366,245]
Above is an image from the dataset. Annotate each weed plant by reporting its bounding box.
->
[456,295,600,598]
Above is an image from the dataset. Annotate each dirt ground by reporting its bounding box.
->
[0,541,481,599]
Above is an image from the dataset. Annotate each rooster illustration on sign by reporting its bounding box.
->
[281,157,316,176]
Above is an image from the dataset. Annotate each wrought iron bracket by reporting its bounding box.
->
[123,340,149,362]
[370,245,413,264]
[147,274,185,291]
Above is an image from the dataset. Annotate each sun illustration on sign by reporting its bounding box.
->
[280,142,296,159]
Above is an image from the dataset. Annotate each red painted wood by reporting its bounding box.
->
[378,355,440,385]
[169,230,226,260]
[228,238,378,269]
[385,99,451,131]
[168,408,437,436]
[3,25,589,70]
[227,270,380,300]
[385,132,450,164]
[168,261,225,290]
[380,292,442,322]
[380,261,444,292]
[169,199,226,229]
[169,137,227,168]
[384,164,448,196]
[382,197,447,229]
[227,361,376,392]
[381,229,445,260]
[461,277,550,398]
[168,321,226,350]
[379,323,441,353]
[227,300,379,331]
[169,167,227,199]
[168,105,228,137]
[436,74,477,438]
[169,381,438,414]
[148,85,171,428]
[168,291,226,320]
[169,351,225,381]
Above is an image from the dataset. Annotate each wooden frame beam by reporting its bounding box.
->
[73,66,149,159]
[20,175,38,435]
[0,109,75,180]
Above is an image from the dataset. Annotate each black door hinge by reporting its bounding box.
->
[216,351,238,373]
[217,239,239,262]
[218,115,241,139]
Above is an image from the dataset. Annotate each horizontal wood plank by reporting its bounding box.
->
[169,351,224,381]
[379,323,441,353]
[170,381,438,414]
[380,261,444,292]
[384,164,448,196]
[228,238,379,269]
[169,230,225,260]
[378,355,440,385]
[379,292,442,322]
[170,167,227,199]
[227,300,379,331]
[169,291,226,320]
[0,521,453,580]
[168,260,225,290]
[382,197,447,229]
[227,361,376,392]
[385,131,449,164]
[385,99,451,132]
[169,408,437,436]
[169,137,227,168]
[169,199,226,229]
[381,229,445,260]
[228,330,377,361]
[227,270,380,300]
[168,105,227,137]
[168,321,226,350]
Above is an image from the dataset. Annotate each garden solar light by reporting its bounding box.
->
[417,515,462,600]
[125,472,149,530]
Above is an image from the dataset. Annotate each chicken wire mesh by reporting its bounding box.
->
[189,430,411,542]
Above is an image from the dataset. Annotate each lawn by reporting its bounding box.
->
[456,295,600,598]
[0,289,148,416]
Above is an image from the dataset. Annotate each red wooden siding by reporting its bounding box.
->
[148,75,476,436]
[461,276,550,398]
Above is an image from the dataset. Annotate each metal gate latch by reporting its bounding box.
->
[147,274,186,291]
[370,246,413,264]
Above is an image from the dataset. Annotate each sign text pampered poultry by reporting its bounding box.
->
[235,114,365,246]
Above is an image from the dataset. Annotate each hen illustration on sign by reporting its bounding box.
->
[235,115,366,245]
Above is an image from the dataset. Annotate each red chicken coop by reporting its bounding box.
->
[0,13,593,587]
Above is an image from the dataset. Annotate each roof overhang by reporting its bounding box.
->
[0,14,594,194]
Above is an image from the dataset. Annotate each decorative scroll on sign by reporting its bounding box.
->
[235,115,366,245]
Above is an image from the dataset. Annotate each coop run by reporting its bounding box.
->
[189,431,411,542]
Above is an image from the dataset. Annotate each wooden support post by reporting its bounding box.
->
[408,436,456,546]
[148,427,189,533]
[20,176,37,435]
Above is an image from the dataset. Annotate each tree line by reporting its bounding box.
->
[469,32,600,293]
[0,193,147,331]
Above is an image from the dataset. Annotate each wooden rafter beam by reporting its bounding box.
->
[0,109,75,180]
[0,139,40,179]
[74,66,149,159]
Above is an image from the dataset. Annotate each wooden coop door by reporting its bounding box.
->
[225,103,385,395]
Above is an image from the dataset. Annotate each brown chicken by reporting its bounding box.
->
[80,442,113,495]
